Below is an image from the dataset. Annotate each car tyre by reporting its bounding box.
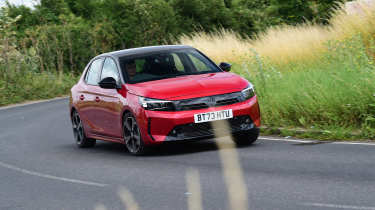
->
[232,128,260,146]
[123,112,146,155]
[71,110,96,148]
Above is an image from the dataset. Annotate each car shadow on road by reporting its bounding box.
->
[90,138,259,157]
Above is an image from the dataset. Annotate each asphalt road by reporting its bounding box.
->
[1,98,375,210]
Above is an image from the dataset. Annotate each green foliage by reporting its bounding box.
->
[40,0,70,17]
[1,7,23,82]
[0,71,78,106]
[268,0,314,25]
[170,0,234,34]
[0,8,76,107]
[267,0,345,25]
[25,15,119,74]
[312,0,345,24]
[6,5,39,37]
[5,0,347,55]
[65,0,98,19]
[31,0,70,24]
[232,0,277,36]
[97,0,179,48]
[232,35,375,139]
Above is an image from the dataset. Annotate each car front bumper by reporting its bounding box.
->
[137,96,261,145]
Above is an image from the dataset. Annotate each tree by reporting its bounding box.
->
[65,0,99,19]
[312,0,345,24]
[37,0,71,24]
[267,0,314,25]
[171,0,233,33]
[6,4,39,37]
[232,0,279,35]
[97,0,179,48]
[266,0,345,25]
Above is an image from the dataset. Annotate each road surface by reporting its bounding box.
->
[1,98,374,210]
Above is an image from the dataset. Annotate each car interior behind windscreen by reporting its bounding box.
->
[119,49,220,84]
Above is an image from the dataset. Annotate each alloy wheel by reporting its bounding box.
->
[123,116,142,154]
[72,111,84,144]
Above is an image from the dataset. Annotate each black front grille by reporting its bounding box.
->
[174,92,242,111]
[216,98,239,106]
[180,103,209,111]
[165,115,254,141]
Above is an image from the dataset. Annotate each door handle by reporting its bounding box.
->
[79,95,85,100]
[95,97,100,102]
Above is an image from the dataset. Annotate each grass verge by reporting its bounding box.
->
[0,72,78,106]
[179,3,375,140]
[230,35,375,140]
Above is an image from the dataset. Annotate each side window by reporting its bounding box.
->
[85,58,103,85]
[101,58,120,82]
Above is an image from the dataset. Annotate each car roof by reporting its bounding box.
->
[97,45,195,58]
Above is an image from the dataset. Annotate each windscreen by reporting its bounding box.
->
[119,49,222,84]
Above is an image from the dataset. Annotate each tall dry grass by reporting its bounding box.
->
[178,29,253,64]
[179,1,375,140]
[252,24,331,65]
[331,1,375,54]
[178,2,375,66]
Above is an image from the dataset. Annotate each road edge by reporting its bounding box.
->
[0,96,69,111]
[259,136,375,146]
[259,126,375,142]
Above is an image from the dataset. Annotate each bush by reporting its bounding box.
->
[1,8,78,107]
[0,71,78,106]
[25,17,116,74]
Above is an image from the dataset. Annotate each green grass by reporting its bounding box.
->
[0,71,78,106]
[232,35,375,140]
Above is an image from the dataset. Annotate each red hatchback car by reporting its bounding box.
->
[69,45,261,155]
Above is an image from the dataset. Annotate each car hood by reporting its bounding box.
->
[126,72,249,100]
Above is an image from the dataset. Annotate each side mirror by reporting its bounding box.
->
[219,62,231,72]
[99,77,118,89]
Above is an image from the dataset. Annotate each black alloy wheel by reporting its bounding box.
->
[72,110,96,148]
[123,113,146,155]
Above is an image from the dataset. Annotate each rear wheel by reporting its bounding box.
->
[123,113,146,155]
[71,110,96,148]
[232,128,260,146]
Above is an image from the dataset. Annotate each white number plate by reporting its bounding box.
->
[194,109,233,123]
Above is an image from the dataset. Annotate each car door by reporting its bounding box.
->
[95,57,123,138]
[79,58,105,135]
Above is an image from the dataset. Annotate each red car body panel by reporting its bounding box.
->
[127,72,248,100]
[71,79,126,143]
[69,46,261,147]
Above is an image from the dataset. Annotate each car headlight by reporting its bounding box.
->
[241,84,255,101]
[138,97,175,111]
